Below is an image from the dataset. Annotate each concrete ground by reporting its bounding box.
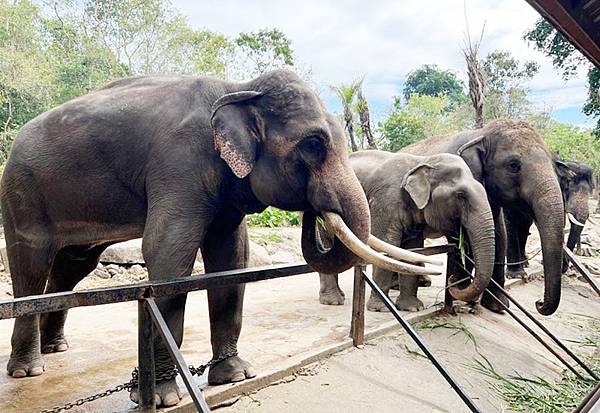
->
[0,260,450,413]
[217,275,600,413]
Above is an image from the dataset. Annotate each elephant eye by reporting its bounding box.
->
[298,135,326,164]
[507,159,521,173]
[456,190,467,200]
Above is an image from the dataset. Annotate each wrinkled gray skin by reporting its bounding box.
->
[506,160,595,277]
[319,151,495,312]
[1,70,371,407]
[402,120,564,315]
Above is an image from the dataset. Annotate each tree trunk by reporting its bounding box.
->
[357,91,377,149]
[344,107,359,152]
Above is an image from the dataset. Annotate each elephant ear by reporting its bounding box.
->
[553,160,576,192]
[456,135,486,182]
[211,91,264,178]
[401,164,434,210]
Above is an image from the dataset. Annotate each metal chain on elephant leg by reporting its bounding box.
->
[37,351,239,413]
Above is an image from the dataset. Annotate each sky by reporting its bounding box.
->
[173,0,592,128]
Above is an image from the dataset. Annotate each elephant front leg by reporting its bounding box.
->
[481,206,509,312]
[129,212,204,407]
[319,273,345,305]
[366,267,395,312]
[202,219,256,385]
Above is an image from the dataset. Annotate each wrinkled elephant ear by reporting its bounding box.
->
[401,163,434,210]
[553,159,575,192]
[456,135,487,181]
[211,91,264,178]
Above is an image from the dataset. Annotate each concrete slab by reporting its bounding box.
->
[0,259,454,413]
[217,275,600,413]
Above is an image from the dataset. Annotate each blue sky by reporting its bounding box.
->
[173,0,592,128]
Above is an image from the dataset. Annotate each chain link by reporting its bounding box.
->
[38,351,238,413]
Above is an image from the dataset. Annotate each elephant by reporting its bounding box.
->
[0,69,430,407]
[319,150,495,312]
[401,119,565,316]
[506,159,595,277]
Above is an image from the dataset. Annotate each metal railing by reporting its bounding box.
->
[0,245,598,412]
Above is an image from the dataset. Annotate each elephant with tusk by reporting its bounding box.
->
[319,150,494,312]
[1,69,436,407]
[506,159,595,276]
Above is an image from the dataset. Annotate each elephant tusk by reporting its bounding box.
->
[368,235,444,266]
[322,212,443,276]
[567,213,585,228]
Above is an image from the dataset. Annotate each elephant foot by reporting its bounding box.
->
[505,267,526,279]
[395,296,424,312]
[130,378,181,407]
[367,296,389,312]
[7,352,45,378]
[319,287,345,305]
[480,290,509,313]
[418,275,432,288]
[208,355,256,385]
[41,335,69,353]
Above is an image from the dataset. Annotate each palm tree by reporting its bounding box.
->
[355,80,377,149]
[330,80,361,152]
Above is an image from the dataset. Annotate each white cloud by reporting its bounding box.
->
[173,0,591,124]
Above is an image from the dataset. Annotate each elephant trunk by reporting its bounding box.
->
[530,174,565,315]
[565,190,589,252]
[449,203,495,302]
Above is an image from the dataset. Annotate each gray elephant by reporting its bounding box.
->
[506,159,595,277]
[402,119,565,315]
[319,150,495,312]
[1,70,425,407]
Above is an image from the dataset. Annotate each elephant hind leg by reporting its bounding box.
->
[40,243,112,353]
[6,239,54,378]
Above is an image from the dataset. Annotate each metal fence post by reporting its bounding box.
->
[350,264,366,347]
[138,299,156,413]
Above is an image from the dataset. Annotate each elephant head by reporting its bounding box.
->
[555,159,595,270]
[401,154,495,302]
[210,70,437,275]
[457,120,564,315]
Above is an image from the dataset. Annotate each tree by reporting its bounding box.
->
[462,27,486,128]
[355,81,377,149]
[403,64,467,107]
[379,94,472,152]
[482,50,539,120]
[232,28,294,78]
[330,80,362,152]
[524,20,600,134]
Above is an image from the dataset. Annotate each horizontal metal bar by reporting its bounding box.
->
[362,271,482,413]
[410,244,457,256]
[145,298,211,413]
[0,263,311,320]
[563,246,600,297]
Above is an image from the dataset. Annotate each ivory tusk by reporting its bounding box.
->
[368,235,444,266]
[567,213,585,228]
[322,212,443,276]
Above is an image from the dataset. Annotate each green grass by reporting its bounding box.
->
[471,319,600,413]
[247,207,300,227]
[417,318,478,349]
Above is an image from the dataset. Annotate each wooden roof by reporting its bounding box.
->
[526,0,600,67]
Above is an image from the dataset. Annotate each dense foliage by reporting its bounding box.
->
[542,123,600,176]
[0,0,297,163]
[247,207,300,227]
[524,19,600,138]
[403,64,467,107]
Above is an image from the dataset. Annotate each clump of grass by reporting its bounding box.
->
[417,318,478,349]
[472,356,597,413]
[471,319,600,413]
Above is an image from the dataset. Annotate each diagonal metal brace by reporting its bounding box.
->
[563,246,600,297]
[144,298,211,413]
[362,270,483,413]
